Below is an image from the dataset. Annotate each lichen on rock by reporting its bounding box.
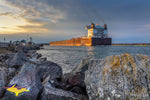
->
[84,53,150,100]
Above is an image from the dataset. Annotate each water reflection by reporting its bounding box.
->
[87,46,94,56]
[38,45,150,73]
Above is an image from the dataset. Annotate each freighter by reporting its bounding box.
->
[50,23,112,46]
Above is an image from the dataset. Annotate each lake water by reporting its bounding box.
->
[37,45,150,73]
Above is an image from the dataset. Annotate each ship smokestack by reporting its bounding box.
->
[91,22,95,28]
[103,24,107,30]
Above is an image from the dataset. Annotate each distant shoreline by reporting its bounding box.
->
[112,43,150,46]
[46,43,150,46]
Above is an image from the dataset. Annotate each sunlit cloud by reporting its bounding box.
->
[0,0,65,35]
[0,12,12,16]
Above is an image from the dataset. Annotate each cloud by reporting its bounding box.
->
[136,25,150,32]
[17,24,50,33]
[1,0,69,34]
[3,0,65,22]
[0,12,12,16]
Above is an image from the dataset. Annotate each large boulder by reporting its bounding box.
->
[14,45,27,53]
[4,62,42,100]
[0,54,8,63]
[68,57,93,87]
[37,61,63,83]
[26,50,42,59]
[7,67,20,82]
[41,82,88,100]
[61,57,92,95]
[84,53,150,100]
[0,68,7,98]
[5,51,28,68]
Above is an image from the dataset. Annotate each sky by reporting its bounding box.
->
[0,0,150,43]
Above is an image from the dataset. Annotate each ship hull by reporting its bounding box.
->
[50,37,111,46]
[91,38,112,46]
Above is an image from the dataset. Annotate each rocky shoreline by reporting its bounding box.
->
[0,45,150,100]
[0,45,88,100]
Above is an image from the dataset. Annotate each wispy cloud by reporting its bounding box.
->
[0,12,12,16]
[3,0,65,22]
[136,25,150,32]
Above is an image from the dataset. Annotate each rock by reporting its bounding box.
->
[58,57,93,95]
[41,82,88,100]
[5,51,28,68]
[5,53,15,59]
[22,47,28,53]
[0,68,7,98]
[68,57,93,87]
[84,53,150,100]
[7,68,20,82]
[27,50,36,54]
[59,57,93,95]
[68,73,84,87]
[37,53,42,59]
[25,45,40,51]
[72,57,93,74]
[70,86,85,95]
[38,61,62,83]
[0,55,8,63]
[27,51,42,61]
[26,50,36,58]
[14,46,24,52]
[4,62,42,100]
[39,57,47,62]
[26,52,38,59]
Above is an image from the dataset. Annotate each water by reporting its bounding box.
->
[37,45,150,73]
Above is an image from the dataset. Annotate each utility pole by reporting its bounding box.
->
[27,34,29,42]
[4,37,5,47]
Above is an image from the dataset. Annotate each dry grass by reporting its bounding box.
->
[0,47,13,54]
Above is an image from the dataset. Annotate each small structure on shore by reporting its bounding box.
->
[11,37,35,46]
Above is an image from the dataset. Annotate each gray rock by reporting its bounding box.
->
[64,57,93,90]
[27,50,36,54]
[26,53,37,59]
[37,53,42,59]
[72,57,93,74]
[39,57,47,62]
[7,68,20,82]
[0,55,8,63]
[26,52,42,61]
[38,61,62,83]
[5,53,15,59]
[69,57,93,87]
[41,82,88,100]
[14,46,24,52]
[5,51,28,68]
[84,53,150,100]
[26,50,36,58]
[58,58,93,95]
[0,68,7,98]
[4,62,42,100]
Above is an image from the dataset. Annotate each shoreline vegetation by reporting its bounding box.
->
[0,44,150,99]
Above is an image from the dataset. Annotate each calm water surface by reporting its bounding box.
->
[37,45,150,73]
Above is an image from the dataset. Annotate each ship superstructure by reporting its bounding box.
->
[86,23,108,38]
